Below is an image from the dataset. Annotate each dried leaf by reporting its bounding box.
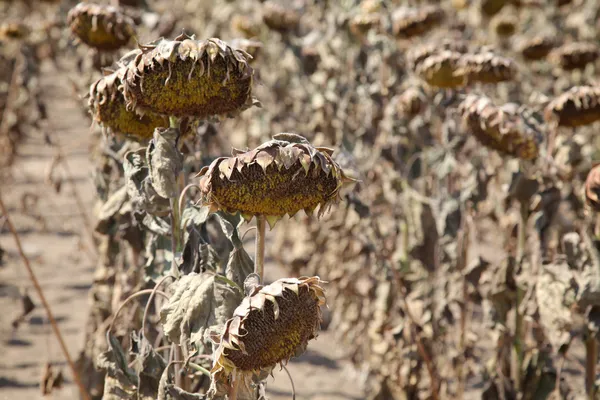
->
[124,148,170,215]
[160,272,242,352]
[149,128,184,199]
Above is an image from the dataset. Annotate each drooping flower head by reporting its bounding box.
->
[88,57,170,142]
[459,95,544,161]
[122,33,257,119]
[197,133,354,228]
[67,3,135,52]
[211,277,325,379]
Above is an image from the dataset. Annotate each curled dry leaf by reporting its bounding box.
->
[160,272,243,353]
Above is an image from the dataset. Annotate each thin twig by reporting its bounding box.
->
[282,365,296,400]
[0,194,91,400]
[108,288,169,335]
[142,274,175,337]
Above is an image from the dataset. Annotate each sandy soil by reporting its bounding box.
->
[0,59,361,400]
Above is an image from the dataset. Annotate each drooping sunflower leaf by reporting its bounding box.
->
[148,128,184,199]
[124,148,170,215]
[160,272,242,353]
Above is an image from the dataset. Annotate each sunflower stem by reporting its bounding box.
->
[255,216,266,282]
[229,371,240,400]
[585,332,598,398]
[512,194,528,392]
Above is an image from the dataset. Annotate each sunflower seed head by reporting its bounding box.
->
[262,2,300,33]
[212,276,326,374]
[197,134,354,225]
[392,5,444,38]
[88,63,174,142]
[458,51,517,84]
[67,2,135,52]
[518,35,558,61]
[415,50,466,89]
[407,39,469,71]
[121,33,257,119]
[544,86,600,128]
[550,42,600,70]
[459,95,544,161]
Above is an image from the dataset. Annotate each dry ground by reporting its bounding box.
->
[0,58,361,400]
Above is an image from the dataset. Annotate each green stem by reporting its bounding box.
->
[255,216,266,282]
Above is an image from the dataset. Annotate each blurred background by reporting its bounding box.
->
[2,0,600,399]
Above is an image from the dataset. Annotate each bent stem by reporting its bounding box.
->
[0,194,92,400]
[255,215,266,282]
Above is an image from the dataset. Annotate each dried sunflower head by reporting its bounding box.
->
[407,39,469,71]
[550,42,599,70]
[415,50,466,89]
[518,35,557,61]
[231,15,261,38]
[122,33,256,119]
[459,51,517,84]
[459,95,543,161]
[197,133,353,227]
[490,6,518,38]
[211,276,325,377]
[349,12,382,37]
[0,21,30,40]
[544,86,600,128]
[392,5,444,38]
[89,62,173,142]
[585,164,600,212]
[262,2,300,33]
[67,3,135,52]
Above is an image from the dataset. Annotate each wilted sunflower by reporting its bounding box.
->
[67,3,135,52]
[210,277,325,385]
[262,2,300,33]
[0,22,30,40]
[392,5,444,38]
[544,86,600,128]
[459,95,543,161]
[407,39,469,71]
[88,61,172,142]
[122,33,256,119]
[550,42,599,70]
[197,133,352,227]
[459,52,517,84]
[518,35,557,61]
[415,50,466,89]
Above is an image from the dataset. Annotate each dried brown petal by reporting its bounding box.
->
[459,95,543,160]
[544,86,600,128]
[67,3,135,52]
[122,33,256,119]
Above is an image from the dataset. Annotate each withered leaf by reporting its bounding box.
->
[130,330,167,400]
[160,272,242,352]
[148,128,184,199]
[124,148,170,215]
[95,185,129,235]
[97,334,138,398]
